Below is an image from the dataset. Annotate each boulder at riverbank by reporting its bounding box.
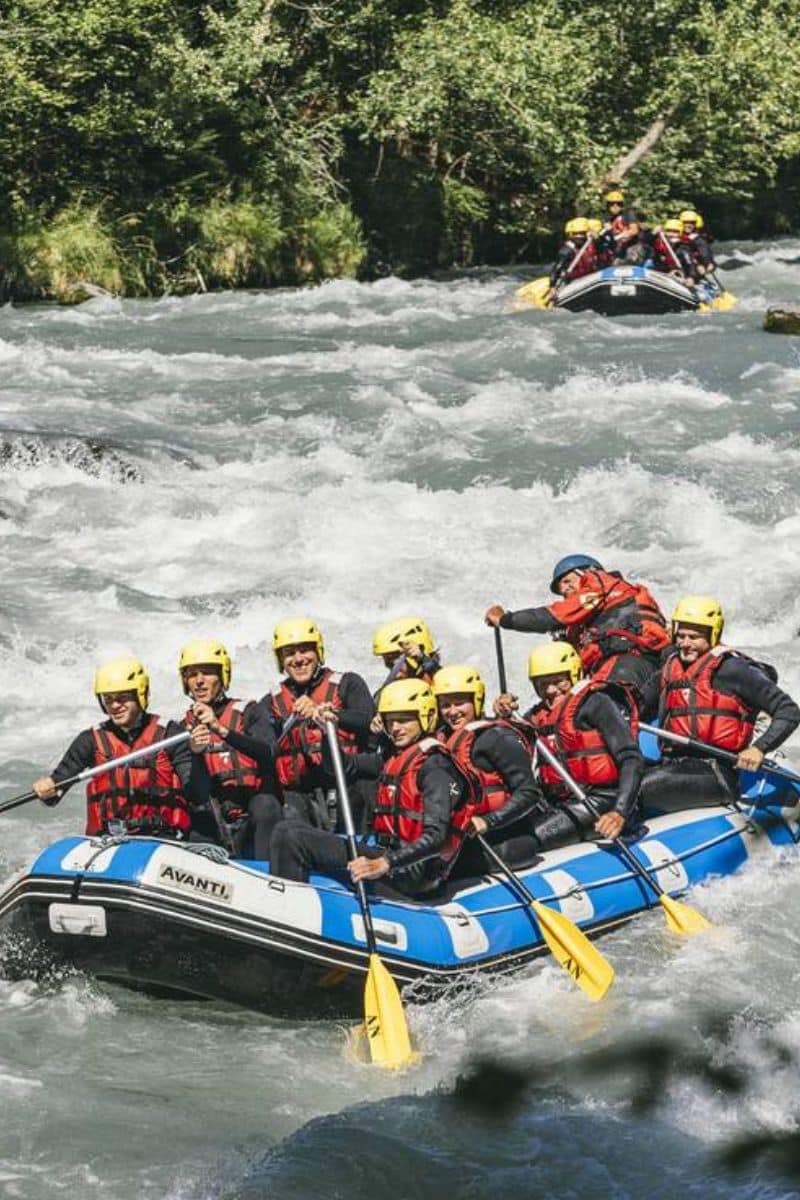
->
[764,308,800,334]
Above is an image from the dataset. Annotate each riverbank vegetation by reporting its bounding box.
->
[2,0,799,299]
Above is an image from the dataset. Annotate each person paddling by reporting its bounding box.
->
[178,638,283,858]
[267,616,375,831]
[495,642,644,848]
[372,616,441,689]
[32,656,200,838]
[485,553,669,697]
[270,680,469,897]
[432,664,546,873]
[637,596,800,810]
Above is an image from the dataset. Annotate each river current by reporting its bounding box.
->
[1,243,800,1198]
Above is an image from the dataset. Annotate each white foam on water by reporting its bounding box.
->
[2,261,800,1196]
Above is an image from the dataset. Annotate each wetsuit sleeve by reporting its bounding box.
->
[549,245,574,287]
[637,668,662,721]
[217,700,277,773]
[471,727,543,829]
[164,719,211,806]
[336,673,376,742]
[50,729,98,791]
[714,659,800,754]
[577,693,644,820]
[499,606,563,634]
[385,754,462,873]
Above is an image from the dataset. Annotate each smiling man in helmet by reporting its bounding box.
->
[637,597,800,810]
[485,554,669,698]
[495,641,645,846]
[270,679,469,897]
[433,664,545,872]
[266,616,375,831]
[650,219,694,282]
[178,638,283,858]
[31,656,200,838]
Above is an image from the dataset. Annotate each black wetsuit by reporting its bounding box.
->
[638,653,800,810]
[498,607,659,697]
[528,691,644,851]
[270,743,466,897]
[184,695,283,859]
[225,669,376,834]
[448,724,547,875]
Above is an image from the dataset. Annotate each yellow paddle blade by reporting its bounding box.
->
[710,290,737,311]
[659,894,712,935]
[531,899,615,1002]
[363,952,417,1069]
[515,276,553,309]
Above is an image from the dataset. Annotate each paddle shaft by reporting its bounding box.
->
[476,833,538,907]
[532,734,667,903]
[0,731,191,816]
[372,652,414,702]
[639,722,800,785]
[494,626,508,694]
[324,720,378,951]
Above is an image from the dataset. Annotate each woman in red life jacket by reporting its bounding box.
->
[494,641,644,848]
[178,638,283,859]
[371,615,441,697]
[637,597,800,811]
[270,679,469,897]
[485,553,669,699]
[432,664,546,873]
[651,219,694,282]
[548,218,599,289]
[31,656,196,837]
[267,616,376,832]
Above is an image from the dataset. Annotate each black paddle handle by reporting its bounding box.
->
[325,720,378,952]
[0,791,38,815]
[639,721,800,786]
[476,833,536,907]
[494,626,508,694]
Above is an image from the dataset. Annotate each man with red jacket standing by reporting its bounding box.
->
[485,553,670,696]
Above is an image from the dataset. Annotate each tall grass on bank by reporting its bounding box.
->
[0,194,368,303]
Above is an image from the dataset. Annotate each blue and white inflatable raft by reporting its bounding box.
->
[1,769,798,1016]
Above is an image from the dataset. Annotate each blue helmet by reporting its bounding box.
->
[550,554,603,594]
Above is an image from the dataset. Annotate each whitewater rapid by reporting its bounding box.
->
[1,241,800,1198]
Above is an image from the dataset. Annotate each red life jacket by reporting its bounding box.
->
[564,569,669,674]
[444,719,533,817]
[565,240,599,282]
[659,647,757,753]
[269,669,357,789]
[183,699,263,819]
[373,738,470,871]
[530,681,638,798]
[651,232,682,273]
[85,716,189,837]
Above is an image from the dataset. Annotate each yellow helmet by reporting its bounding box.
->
[527,642,582,686]
[178,638,232,692]
[378,679,438,733]
[565,217,590,236]
[272,617,324,669]
[372,616,435,658]
[679,209,702,228]
[93,656,149,710]
[587,218,602,235]
[605,189,625,204]
[664,218,683,235]
[671,596,724,647]
[431,665,486,717]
